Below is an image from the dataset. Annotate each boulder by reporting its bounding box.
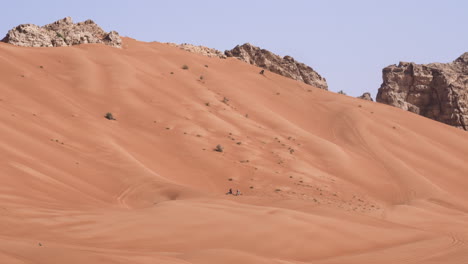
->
[357,92,373,101]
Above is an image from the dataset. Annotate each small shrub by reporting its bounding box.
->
[222,97,229,104]
[275,188,281,192]
[200,75,204,80]
[105,112,115,120]
[56,32,64,39]
[205,102,210,106]
[250,186,254,189]
[337,90,346,95]
[214,144,224,152]
[228,178,233,181]
[170,72,174,74]
[204,64,209,68]
[182,64,189,70]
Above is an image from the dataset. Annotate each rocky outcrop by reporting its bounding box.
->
[225,43,328,90]
[358,92,373,101]
[376,53,468,130]
[1,17,122,48]
[167,43,226,58]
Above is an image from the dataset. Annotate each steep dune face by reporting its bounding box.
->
[0,38,467,263]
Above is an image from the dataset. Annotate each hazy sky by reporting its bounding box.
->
[2,0,467,97]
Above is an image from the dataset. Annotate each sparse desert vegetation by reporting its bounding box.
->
[104,112,116,120]
[214,144,224,152]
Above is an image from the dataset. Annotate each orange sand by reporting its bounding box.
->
[0,38,467,263]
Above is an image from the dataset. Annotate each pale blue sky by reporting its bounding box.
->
[2,0,467,97]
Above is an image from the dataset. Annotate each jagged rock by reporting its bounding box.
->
[357,92,373,101]
[225,43,328,90]
[376,53,468,130]
[167,43,226,58]
[2,17,122,48]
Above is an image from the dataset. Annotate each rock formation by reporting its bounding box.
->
[358,92,373,101]
[225,43,328,90]
[376,53,468,130]
[167,43,226,58]
[165,42,327,89]
[2,17,122,48]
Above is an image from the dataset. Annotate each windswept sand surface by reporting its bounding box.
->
[0,38,467,263]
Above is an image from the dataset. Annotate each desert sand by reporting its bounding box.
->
[0,38,467,263]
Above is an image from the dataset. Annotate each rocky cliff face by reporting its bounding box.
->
[376,53,468,130]
[2,17,122,48]
[225,43,328,90]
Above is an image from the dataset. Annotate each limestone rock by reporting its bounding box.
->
[167,43,226,58]
[2,17,122,48]
[225,43,328,90]
[357,92,373,101]
[376,53,468,130]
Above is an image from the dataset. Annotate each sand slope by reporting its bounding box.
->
[0,38,467,263]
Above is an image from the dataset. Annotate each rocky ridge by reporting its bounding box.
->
[1,17,122,48]
[168,42,327,89]
[225,43,328,90]
[376,53,468,130]
[3,18,327,89]
[167,43,226,58]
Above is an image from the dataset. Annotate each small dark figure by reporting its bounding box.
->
[226,188,233,195]
[259,69,265,75]
[236,189,241,196]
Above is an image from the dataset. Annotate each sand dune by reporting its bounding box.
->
[0,38,467,263]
